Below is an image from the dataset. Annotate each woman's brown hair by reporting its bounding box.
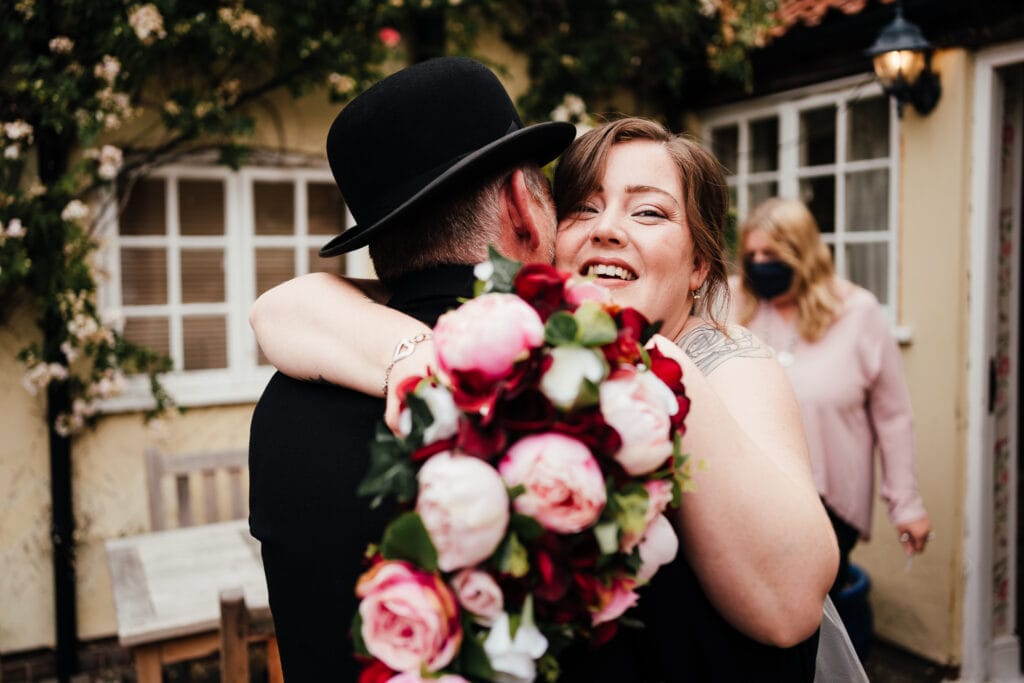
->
[736,198,843,341]
[553,117,731,326]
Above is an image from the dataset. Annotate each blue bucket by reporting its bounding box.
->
[835,563,873,660]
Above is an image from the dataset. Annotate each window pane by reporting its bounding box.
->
[308,182,346,236]
[183,316,227,370]
[711,125,739,175]
[179,180,224,235]
[750,117,779,172]
[309,249,346,276]
[799,176,835,233]
[748,181,778,212]
[254,181,294,235]
[180,249,225,303]
[845,170,889,231]
[799,106,836,167]
[255,248,295,297]
[847,96,890,161]
[845,242,889,304]
[120,179,165,235]
[123,317,170,357]
[121,248,167,305]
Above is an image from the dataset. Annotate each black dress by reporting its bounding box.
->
[560,553,819,682]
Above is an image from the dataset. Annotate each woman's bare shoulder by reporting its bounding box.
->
[675,322,773,376]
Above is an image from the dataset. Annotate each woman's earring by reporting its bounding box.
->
[691,287,702,301]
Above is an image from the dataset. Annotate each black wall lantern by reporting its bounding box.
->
[866,2,941,117]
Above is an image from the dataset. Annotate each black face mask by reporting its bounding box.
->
[745,260,794,300]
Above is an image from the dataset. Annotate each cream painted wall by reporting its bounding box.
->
[850,48,973,666]
[0,293,255,651]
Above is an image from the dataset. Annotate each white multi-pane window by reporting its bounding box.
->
[701,78,898,315]
[101,164,370,408]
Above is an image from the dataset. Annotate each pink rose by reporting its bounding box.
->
[590,575,639,625]
[565,277,612,306]
[356,561,462,673]
[499,433,606,534]
[599,366,678,475]
[388,674,469,683]
[417,453,510,572]
[621,480,674,553]
[450,568,504,625]
[433,293,545,380]
[636,514,679,582]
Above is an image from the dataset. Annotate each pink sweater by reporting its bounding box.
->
[735,284,927,539]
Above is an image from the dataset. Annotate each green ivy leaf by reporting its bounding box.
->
[380,512,439,572]
[487,244,522,294]
[544,311,578,346]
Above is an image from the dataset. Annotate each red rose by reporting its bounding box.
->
[513,263,569,320]
[358,659,394,683]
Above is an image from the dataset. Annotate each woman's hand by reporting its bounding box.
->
[897,515,933,555]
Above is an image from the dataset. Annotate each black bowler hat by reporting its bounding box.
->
[319,57,576,256]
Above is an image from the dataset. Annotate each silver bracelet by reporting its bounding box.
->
[382,332,432,397]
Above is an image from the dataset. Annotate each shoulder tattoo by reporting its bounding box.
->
[675,324,772,375]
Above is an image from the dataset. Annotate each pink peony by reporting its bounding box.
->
[388,674,469,683]
[499,433,606,534]
[450,568,504,625]
[599,366,678,475]
[621,479,674,553]
[433,293,545,380]
[416,453,510,572]
[565,277,612,306]
[636,514,679,582]
[356,561,462,673]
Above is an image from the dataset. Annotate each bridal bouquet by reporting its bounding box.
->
[354,251,696,683]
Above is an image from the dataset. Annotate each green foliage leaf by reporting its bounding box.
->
[544,311,579,346]
[574,302,617,346]
[454,613,496,680]
[380,512,439,572]
[494,530,530,578]
[487,245,523,294]
[510,512,544,541]
[357,426,416,508]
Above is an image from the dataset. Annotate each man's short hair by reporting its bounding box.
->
[369,163,551,286]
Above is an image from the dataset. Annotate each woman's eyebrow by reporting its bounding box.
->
[625,184,680,207]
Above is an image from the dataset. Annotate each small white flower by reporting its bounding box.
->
[61,199,90,224]
[5,145,19,159]
[328,73,356,97]
[48,36,74,54]
[473,260,494,282]
[60,341,78,363]
[483,605,549,683]
[128,4,167,43]
[5,218,25,238]
[93,55,122,83]
[4,120,33,142]
[540,346,607,410]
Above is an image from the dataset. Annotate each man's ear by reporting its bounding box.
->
[500,168,546,261]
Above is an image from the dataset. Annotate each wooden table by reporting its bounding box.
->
[105,519,273,682]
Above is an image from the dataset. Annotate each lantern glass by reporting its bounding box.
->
[873,49,926,89]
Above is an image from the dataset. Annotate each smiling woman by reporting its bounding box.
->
[250,117,840,681]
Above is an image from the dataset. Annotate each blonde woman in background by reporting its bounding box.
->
[729,197,932,600]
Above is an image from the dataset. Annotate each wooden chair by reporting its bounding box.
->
[145,447,248,530]
[219,588,283,683]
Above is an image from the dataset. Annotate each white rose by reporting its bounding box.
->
[399,383,459,444]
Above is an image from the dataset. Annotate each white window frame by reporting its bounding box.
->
[699,75,900,320]
[98,162,370,411]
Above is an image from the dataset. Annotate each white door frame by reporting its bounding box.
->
[965,40,1024,683]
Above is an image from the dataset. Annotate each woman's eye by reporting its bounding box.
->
[634,208,667,219]
[572,203,599,214]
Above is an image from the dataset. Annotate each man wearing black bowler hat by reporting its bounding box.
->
[248,57,575,680]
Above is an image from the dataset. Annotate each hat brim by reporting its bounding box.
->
[319,121,575,257]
